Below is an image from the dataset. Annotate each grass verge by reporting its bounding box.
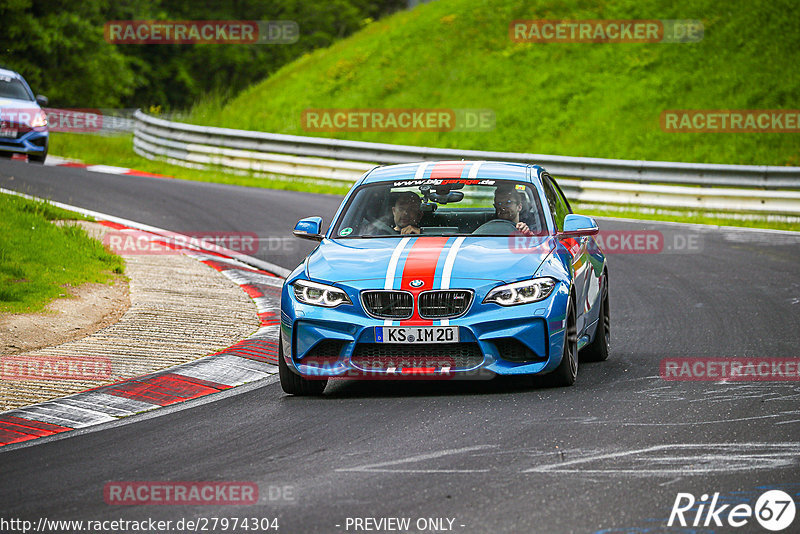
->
[0,192,125,314]
[189,0,800,167]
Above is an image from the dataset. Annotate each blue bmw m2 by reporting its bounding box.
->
[280,161,609,395]
[0,68,49,163]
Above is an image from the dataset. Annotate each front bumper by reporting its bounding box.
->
[0,128,48,156]
[280,280,570,379]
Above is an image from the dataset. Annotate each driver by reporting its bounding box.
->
[391,191,423,235]
[494,187,534,236]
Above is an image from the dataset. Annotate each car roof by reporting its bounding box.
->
[360,161,538,184]
[0,68,23,79]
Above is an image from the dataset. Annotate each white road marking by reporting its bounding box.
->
[523,443,800,475]
[579,412,800,426]
[336,445,493,473]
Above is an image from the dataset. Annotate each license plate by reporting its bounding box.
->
[375,326,459,344]
[0,128,17,138]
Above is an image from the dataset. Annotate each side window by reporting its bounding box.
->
[541,174,570,231]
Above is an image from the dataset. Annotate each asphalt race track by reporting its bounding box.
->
[1,159,799,533]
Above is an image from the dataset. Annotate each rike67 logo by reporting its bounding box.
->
[669,490,796,531]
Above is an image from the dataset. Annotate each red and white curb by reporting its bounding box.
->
[0,189,288,448]
[43,155,172,179]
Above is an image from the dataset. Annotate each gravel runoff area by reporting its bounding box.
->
[0,221,260,412]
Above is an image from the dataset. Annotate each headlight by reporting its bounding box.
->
[483,277,557,306]
[31,111,48,128]
[293,279,351,307]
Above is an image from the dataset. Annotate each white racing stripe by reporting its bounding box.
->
[382,237,412,326]
[381,161,428,326]
[384,237,412,290]
[440,236,466,290]
[467,161,484,179]
[414,162,430,180]
[438,236,466,326]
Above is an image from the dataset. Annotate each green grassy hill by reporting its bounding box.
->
[188,0,799,166]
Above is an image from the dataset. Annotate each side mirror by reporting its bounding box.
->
[560,214,599,237]
[35,95,48,107]
[293,216,323,241]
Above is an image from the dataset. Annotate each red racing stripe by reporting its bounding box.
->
[399,236,450,326]
[429,161,469,179]
[400,367,437,374]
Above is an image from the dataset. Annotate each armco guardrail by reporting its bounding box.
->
[133,110,800,215]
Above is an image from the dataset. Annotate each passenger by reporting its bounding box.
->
[494,187,534,236]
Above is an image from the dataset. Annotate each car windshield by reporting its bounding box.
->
[0,76,33,101]
[332,178,547,238]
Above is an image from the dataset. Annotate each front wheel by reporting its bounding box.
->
[28,151,47,164]
[543,297,578,387]
[278,336,327,396]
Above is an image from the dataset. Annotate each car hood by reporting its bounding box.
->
[0,98,42,127]
[305,235,556,288]
[0,98,39,109]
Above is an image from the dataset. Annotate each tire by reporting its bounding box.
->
[278,336,327,396]
[28,151,47,164]
[581,275,610,362]
[543,296,578,387]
